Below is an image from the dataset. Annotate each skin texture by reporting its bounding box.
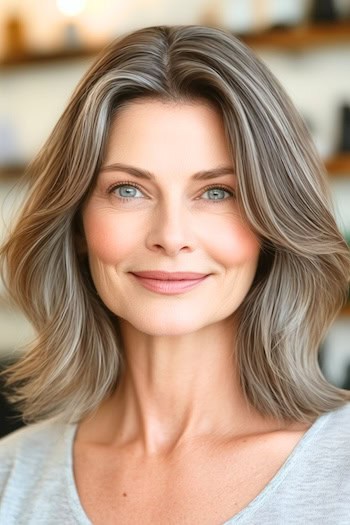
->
[79,99,281,458]
[75,100,315,525]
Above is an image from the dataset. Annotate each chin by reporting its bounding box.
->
[119,315,205,337]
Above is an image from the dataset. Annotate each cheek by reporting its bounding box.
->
[82,209,139,264]
[204,216,260,267]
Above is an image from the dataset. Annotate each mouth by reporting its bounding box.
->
[130,271,209,280]
[129,272,210,295]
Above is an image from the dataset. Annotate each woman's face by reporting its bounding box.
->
[81,99,261,335]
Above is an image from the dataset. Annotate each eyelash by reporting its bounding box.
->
[107,181,236,203]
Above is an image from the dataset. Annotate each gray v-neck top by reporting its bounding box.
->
[0,402,349,524]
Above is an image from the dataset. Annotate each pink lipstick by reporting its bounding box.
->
[130,271,210,294]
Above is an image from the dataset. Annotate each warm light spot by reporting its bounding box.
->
[56,0,87,17]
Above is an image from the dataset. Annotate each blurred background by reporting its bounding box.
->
[0,0,350,435]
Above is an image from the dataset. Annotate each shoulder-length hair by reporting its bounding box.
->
[1,24,349,426]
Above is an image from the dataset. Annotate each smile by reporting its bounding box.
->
[129,273,209,295]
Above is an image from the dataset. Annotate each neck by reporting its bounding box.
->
[76,316,284,456]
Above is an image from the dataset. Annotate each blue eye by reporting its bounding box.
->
[108,182,235,203]
[202,186,233,201]
[112,184,142,199]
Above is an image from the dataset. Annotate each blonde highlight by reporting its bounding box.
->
[1,24,349,426]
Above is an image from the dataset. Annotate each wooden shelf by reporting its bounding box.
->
[1,20,350,68]
[325,153,350,175]
[242,20,350,50]
[0,164,26,179]
[0,45,99,69]
[339,304,350,318]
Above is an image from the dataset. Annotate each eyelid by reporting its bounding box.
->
[106,180,236,198]
[200,183,236,194]
[106,181,141,194]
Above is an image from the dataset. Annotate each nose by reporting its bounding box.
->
[145,198,194,256]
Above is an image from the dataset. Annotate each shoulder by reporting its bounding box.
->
[318,401,350,442]
[305,401,350,460]
[0,417,70,487]
[0,417,64,457]
[293,401,350,487]
[246,403,350,524]
[318,401,350,461]
[0,418,79,523]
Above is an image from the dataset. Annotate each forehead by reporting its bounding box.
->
[103,99,233,171]
[115,97,220,116]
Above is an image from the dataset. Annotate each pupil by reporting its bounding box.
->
[210,189,223,199]
[121,187,135,196]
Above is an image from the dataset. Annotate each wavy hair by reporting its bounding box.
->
[1,24,350,426]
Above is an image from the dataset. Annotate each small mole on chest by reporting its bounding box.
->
[122,492,127,497]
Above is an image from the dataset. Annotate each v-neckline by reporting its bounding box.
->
[64,409,332,524]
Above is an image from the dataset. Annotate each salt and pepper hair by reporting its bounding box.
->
[1,25,349,425]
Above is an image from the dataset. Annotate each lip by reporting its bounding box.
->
[130,273,210,295]
[131,271,209,280]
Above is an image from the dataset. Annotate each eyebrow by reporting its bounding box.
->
[100,162,236,181]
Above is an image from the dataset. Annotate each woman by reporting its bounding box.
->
[0,24,349,525]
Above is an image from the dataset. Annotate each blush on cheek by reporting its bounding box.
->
[210,220,260,266]
[83,212,136,265]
